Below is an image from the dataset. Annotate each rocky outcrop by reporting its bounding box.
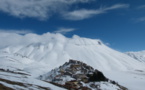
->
[39,59,127,90]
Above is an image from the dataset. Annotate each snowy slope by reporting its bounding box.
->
[1,34,145,75]
[125,50,145,62]
[0,33,145,90]
[0,69,65,90]
[0,53,65,90]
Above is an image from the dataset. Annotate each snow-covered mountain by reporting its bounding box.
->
[1,33,145,74]
[0,33,145,90]
[125,50,145,63]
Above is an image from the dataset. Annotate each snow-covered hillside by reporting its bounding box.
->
[0,52,65,90]
[0,33,145,90]
[0,68,65,90]
[126,50,145,63]
[1,33,145,74]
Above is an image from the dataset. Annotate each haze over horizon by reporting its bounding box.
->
[0,0,145,52]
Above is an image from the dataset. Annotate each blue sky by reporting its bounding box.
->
[0,0,145,52]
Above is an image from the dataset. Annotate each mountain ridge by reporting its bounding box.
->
[125,50,145,63]
[0,33,145,90]
[1,34,145,74]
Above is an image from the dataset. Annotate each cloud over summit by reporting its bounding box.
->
[53,28,76,34]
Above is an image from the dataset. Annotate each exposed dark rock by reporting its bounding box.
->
[87,70,108,82]
[40,59,127,90]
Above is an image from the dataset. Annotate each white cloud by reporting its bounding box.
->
[136,17,145,22]
[0,29,76,48]
[135,5,145,22]
[63,4,129,20]
[53,28,76,34]
[105,43,110,46]
[103,4,129,10]
[137,5,145,9]
[0,29,33,34]
[0,1,129,21]
[63,9,104,20]
[0,0,91,20]
[0,30,79,49]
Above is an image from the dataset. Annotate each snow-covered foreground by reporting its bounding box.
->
[0,70,65,90]
[103,71,145,90]
[0,33,145,90]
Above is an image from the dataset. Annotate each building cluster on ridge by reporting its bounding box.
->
[39,59,127,90]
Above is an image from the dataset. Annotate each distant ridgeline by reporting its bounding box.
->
[38,59,127,90]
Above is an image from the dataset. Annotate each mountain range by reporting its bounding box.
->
[125,50,145,63]
[0,33,145,90]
